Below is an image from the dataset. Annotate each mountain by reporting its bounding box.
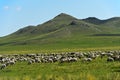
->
[12,13,103,36]
[82,17,105,25]
[12,13,77,36]
[83,17,120,33]
[0,13,120,46]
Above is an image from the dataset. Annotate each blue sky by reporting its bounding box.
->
[0,0,120,37]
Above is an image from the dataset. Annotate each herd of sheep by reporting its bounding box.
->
[0,51,120,69]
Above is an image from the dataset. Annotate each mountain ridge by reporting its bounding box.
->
[0,13,120,46]
[9,13,120,36]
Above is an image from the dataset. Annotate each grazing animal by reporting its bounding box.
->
[82,58,92,62]
[69,57,78,62]
[0,64,6,69]
[28,60,32,65]
[1,51,120,69]
[9,61,15,65]
[60,58,69,63]
[107,57,114,62]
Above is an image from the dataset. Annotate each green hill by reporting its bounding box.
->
[0,13,102,45]
[83,17,120,33]
[0,13,120,53]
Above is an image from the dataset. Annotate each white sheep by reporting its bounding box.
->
[0,64,6,69]
[107,57,114,62]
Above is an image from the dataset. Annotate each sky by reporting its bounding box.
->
[0,0,120,37]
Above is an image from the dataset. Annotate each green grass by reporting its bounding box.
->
[0,57,120,80]
[0,35,120,54]
[0,13,120,80]
[0,36,120,80]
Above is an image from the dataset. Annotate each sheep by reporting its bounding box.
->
[68,57,78,62]
[82,58,92,62]
[111,55,120,61]
[100,52,106,59]
[1,50,120,70]
[9,60,15,65]
[88,53,96,59]
[107,57,114,62]
[106,53,113,57]
[35,58,41,63]
[28,60,32,65]
[59,58,69,63]
[0,64,6,69]
[48,58,54,63]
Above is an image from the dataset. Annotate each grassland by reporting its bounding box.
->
[0,32,120,80]
[0,35,120,54]
[0,36,120,80]
[0,13,120,80]
[0,57,120,80]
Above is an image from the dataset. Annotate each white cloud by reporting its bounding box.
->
[3,6,22,12]
[4,6,9,10]
[16,7,22,11]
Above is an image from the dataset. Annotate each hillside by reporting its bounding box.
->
[0,13,120,53]
[83,17,120,33]
[0,13,103,45]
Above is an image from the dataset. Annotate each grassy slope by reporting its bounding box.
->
[83,17,120,34]
[0,35,120,54]
[0,13,120,54]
